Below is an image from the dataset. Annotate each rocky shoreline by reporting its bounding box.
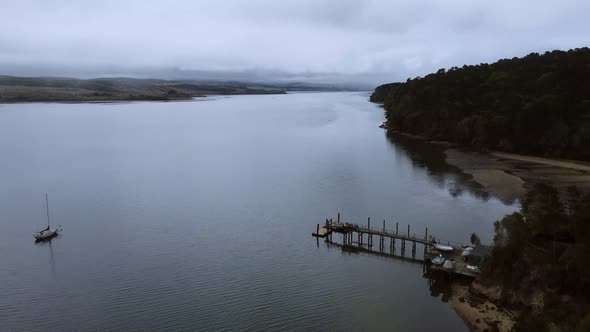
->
[448,280,516,332]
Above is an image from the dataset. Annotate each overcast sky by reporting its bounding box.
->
[1,0,589,86]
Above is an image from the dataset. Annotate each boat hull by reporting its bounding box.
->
[34,229,58,241]
[434,244,454,252]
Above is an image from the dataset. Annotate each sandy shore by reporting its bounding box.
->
[449,282,515,332]
[383,130,590,200]
[445,149,526,203]
[445,148,590,202]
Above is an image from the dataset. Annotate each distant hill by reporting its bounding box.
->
[371,48,590,160]
[0,76,288,102]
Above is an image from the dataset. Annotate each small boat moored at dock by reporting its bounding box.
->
[434,244,454,252]
[466,264,480,274]
[431,254,445,265]
[442,259,456,271]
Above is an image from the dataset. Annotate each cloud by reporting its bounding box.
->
[1,0,589,85]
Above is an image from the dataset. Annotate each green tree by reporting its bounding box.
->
[470,232,481,246]
[522,183,563,237]
[371,47,590,160]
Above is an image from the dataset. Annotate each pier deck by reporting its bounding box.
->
[425,248,479,278]
[313,213,480,279]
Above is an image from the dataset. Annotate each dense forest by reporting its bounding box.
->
[480,184,590,331]
[371,48,590,160]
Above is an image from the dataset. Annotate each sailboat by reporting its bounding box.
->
[34,194,59,241]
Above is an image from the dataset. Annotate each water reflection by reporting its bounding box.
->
[0,93,498,331]
[324,239,462,305]
[385,132,491,202]
[426,270,453,302]
[326,240,426,265]
[34,236,58,277]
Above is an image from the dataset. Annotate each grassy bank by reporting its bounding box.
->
[0,76,286,103]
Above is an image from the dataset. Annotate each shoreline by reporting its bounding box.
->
[0,92,293,104]
[385,129,590,330]
[384,128,590,201]
[0,97,196,104]
[445,149,526,203]
[446,148,590,202]
[449,281,515,332]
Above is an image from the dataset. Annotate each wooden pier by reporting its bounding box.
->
[313,213,480,279]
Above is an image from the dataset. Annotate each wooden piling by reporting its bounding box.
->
[312,216,479,279]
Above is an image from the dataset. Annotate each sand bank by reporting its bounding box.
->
[449,282,515,332]
[445,149,590,201]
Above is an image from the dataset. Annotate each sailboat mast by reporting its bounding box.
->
[45,193,50,228]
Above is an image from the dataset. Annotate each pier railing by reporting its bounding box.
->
[314,213,465,249]
[312,213,480,279]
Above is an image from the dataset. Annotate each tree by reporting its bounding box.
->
[470,232,481,246]
[371,47,590,160]
[480,184,590,330]
[522,183,564,237]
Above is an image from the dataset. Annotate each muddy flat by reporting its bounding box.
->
[446,149,590,202]
[450,283,514,332]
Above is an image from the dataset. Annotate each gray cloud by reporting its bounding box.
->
[1,0,589,86]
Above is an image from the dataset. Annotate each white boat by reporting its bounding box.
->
[435,244,454,252]
[431,254,445,265]
[442,259,456,270]
[466,264,480,273]
[461,247,474,257]
[34,194,59,241]
[34,227,58,240]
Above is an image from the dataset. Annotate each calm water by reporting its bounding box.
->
[0,92,517,331]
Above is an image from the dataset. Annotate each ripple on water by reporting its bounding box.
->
[0,93,518,331]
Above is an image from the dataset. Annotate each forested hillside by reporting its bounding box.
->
[371,48,590,160]
[481,184,590,331]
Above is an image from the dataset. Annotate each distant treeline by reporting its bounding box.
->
[371,48,590,160]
